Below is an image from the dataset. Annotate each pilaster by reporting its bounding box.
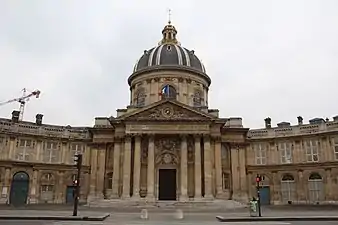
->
[0,167,11,204]
[29,169,38,204]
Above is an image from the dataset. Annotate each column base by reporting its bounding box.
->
[203,194,214,201]
[145,195,156,203]
[131,195,141,201]
[179,195,189,202]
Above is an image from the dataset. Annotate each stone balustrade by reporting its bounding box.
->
[0,118,91,140]
[248,120,338,139]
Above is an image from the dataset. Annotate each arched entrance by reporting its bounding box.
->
[281,174,296,204]
[9,171,30,206]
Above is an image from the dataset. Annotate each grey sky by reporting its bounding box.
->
[0,0,337,129]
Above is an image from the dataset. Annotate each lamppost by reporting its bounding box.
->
[73,154,82,216]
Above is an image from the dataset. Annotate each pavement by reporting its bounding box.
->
[1,205,338,224]
[1,220,338,225]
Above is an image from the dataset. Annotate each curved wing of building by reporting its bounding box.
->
[1,22,338,206]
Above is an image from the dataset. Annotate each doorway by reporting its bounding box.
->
[9,171,30,206]
[66,186,76,204]
[158,169,176,201]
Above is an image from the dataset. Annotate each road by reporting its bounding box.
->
[1,221,338,225]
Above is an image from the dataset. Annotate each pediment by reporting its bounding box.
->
[118,100,216,121]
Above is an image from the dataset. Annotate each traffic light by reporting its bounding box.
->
[256,174,262,183]
[74,154,83,169]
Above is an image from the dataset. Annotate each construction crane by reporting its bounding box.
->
[0,88,41,121]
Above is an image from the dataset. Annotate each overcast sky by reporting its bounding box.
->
[0,0,337,129]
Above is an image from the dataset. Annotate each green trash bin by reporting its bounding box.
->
[249,200,259,217]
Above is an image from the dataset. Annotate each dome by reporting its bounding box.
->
[133,23,206,74]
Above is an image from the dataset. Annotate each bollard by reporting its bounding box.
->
[174,209,184,220]
[140,209,148,220]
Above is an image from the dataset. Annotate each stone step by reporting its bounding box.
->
[86,199,248,210]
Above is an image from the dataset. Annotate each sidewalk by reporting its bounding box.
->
[0,208,337,222]
[0,209,110,221]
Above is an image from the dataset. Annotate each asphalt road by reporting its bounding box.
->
[1,221,338,225]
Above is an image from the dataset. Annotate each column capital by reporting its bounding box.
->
[213,136,222,143]
[148,134,155,142]
[114,136,123,143]
[203,135,211,142]
[134,135,142,142]
[193,134,202,140]
[124,135,132,142]
[179,134,188,140]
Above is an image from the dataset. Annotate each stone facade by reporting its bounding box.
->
[0,22,338,206]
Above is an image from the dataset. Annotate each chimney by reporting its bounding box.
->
[264,117,271,129]
[297,116,303,125]
[36,114,43,125]
[11,110,20,123]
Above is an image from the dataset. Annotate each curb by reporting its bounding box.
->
[0,213,110,221]
[216,216,338,222]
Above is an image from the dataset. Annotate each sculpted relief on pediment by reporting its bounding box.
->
[126,103,210,121]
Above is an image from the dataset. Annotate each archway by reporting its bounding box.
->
[281,174,296,204]
[9,171,30,206]
[308,172,323,203]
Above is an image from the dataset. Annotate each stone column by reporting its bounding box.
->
[180,135,188,201]
[194,135,202,199]
[203,135,213,199]
[122,136,132,199]
[214,138,223,197]
[88,145,98,199]
[147,135,155,201]
[132,135,141,199]
[96,145,106,199]
[112,139,121,198]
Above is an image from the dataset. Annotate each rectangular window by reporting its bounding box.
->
[43,142,59,163]
[305,140,319,162]
[254,143,267,165]
[334,137,338,160]
[222,173,230,190]
[279,142,292,164]
[16,139,33,161]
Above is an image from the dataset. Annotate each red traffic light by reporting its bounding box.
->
[256,177,261,182]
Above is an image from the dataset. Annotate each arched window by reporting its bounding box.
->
[161,85,177,100]
[135,89,146,107]
[193,91,202,107]
[308,172,323,203]
[281,174,296,203]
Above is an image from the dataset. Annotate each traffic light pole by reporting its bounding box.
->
[256,181,262,217]
[73,154,82,216]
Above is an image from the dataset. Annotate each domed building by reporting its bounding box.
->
[0,22,338,207]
